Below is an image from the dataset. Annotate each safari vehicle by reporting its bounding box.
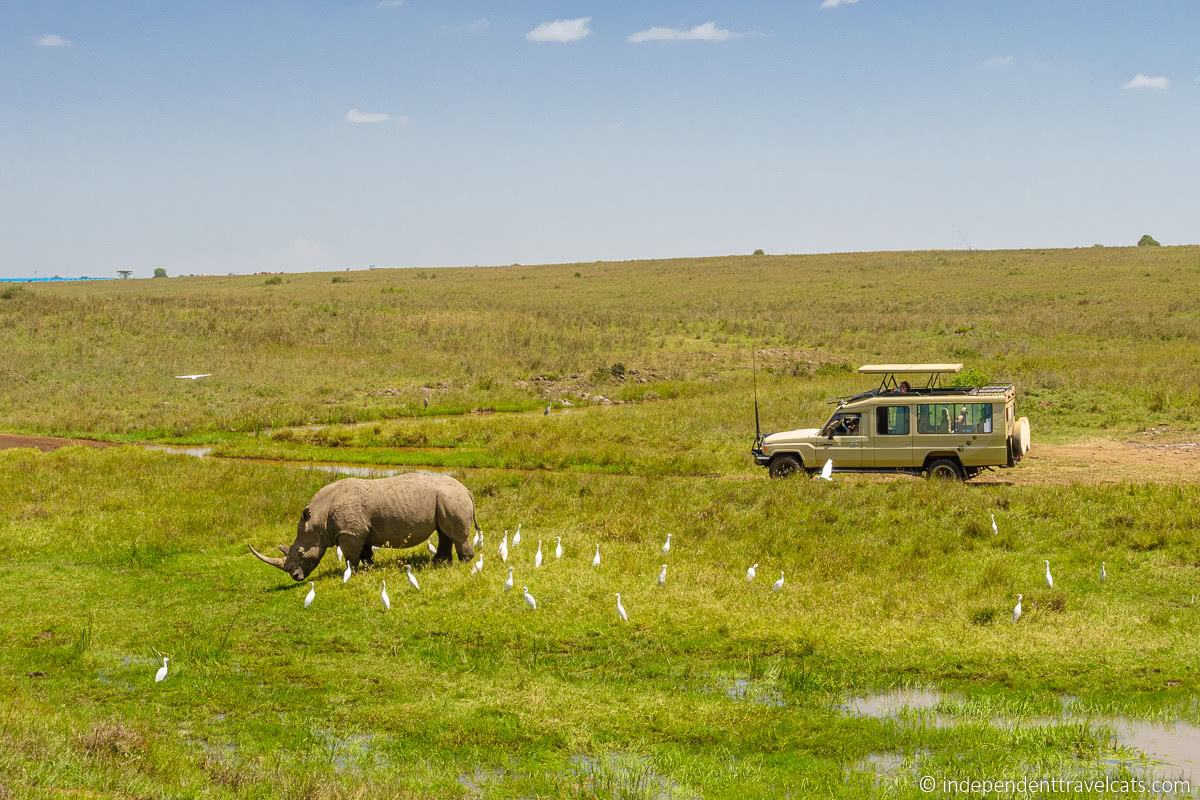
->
[751,363,1031,481]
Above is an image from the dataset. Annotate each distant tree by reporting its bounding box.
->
[153,267,167,278]
[1137,234,1161,247]
[753,248,765,256]
[117,270,133,279]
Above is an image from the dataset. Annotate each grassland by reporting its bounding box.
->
[2,246,1200,798]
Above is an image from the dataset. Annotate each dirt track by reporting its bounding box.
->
[1,433,1196,485]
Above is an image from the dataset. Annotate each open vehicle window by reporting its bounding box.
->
[876,406,911,436]
[821,412,862,437]
[917,403,993,434]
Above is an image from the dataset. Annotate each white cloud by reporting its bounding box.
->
[469,17,491,33]
[627,22,742,43]
[526,17,591,43]
[1124,73,1169,90]
[35,34,72,47]
[980,55,1014,68]
[820,0,859,8]
[346,108,391,124]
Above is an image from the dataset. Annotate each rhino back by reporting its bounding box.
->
[334,472,470,546]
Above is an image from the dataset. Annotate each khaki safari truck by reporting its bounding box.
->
[751,363,1031,481]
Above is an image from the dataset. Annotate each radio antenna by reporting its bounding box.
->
[752,346,761,440]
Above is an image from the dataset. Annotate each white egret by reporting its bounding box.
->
[504,566,514,591]
[406,564,420,591]
[991,513,998,535]
[174,374,211,380]
[746,563,758,582]
[535,540,543,568]
[342,562,353,584]
[523,586,537,610]
[472,529,482,549]
[662,533,671,555]
[427,539,437,556]
[499,531,509,563]
[592,545,601,567]
[616,593,628,622]
[304,582,316,609]
[818,459,833,481]
[381,581,391,611]
[658,564,667,587]
[554,536,563,560]
[336,545,344,565]
[155,657,169,683]
[471,554,483,575]
[772,572,784,592]
[513,524,522,547]
[1100,562,1107,582]
[1012,594,1023,623]
[1044,560,1053,589]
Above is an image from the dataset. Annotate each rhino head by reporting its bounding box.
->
[248,506,328,581]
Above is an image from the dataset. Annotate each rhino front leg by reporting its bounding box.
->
[338,534,367,569]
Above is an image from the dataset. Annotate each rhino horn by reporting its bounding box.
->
[248,543,286,570]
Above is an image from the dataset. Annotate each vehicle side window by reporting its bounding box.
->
[875,406,910,435]
[917,403,993,434]
[821,412,862,437]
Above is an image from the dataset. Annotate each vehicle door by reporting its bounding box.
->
[816,411,866,468]
[871,404,913,467]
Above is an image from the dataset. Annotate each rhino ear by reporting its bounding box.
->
[277,544,289,555]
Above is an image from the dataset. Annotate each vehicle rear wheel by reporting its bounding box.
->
[768,454,803,479]
[926,458,965,481]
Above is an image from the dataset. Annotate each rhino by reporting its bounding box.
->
[249,472,479,581]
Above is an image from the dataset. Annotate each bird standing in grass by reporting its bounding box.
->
[304,582,316,609]
[504,566,514,591]
[818,459,833,481]
[499,531,509,563]
[513,524,522,547]
[662,533,671,555]
[658,564,667,587]
[471,554,483,575]
[1013,594,1023,623]
[342,562,352,584]
[155,657,169,683]
[1100,562,1107,582]
[746,563,758,582]
[592,545,601,568]
[406,564,420,591]
[381,581,391,611]
[472,529,483,550]
[555,537,563,560]
[535,540,543,568]
[991,513,998,535]
[427,539,437,556]
[772,572,784,592]
[1044,560,1054,589]
[616,593,628,622]
[523,586,537,610]
[336,545,344,565]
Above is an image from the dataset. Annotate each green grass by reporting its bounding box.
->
[2,247,1200,797]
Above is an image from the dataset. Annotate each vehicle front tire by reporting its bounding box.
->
[768,454,803,479]
[926,458,965,481]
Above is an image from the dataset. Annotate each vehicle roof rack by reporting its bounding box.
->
[858,363,963,391]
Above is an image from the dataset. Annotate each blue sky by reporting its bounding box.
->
[2,1,1197,277]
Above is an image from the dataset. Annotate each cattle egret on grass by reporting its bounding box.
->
[513,524,522,547]
[662,533,671,555]
[406,564,420,591]
[381,581,391,611]
[658,564,667,587]
[554,537,563,560]
[343,562,353,584]
[336,545,344,565]
[499,532,509,563]
[523,586,537,610]
[472,530,483,549]
[535,540,543,568]
[592,545,601,568]
[746,563,758,582]
[304,582,316,609]
[616,593,628,622]
[427,539,437,556]
[504,566,514,591]
[1013,594,1023,623]
[155,657,169,683]
[471,554,483,575]
[772,572,784,592]
[818,459,833,481]
[1044,560,1053,589]
[174,374,211,380]
[1100,562,1107,582]
[991,513,998,535]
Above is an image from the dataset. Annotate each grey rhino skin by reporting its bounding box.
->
[249,472,479,581]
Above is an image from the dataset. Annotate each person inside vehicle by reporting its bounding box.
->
[939,408,952,433]
[895,381,911,394]
[955,405,970,432]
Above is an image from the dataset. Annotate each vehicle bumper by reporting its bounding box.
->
[751,447,770,467]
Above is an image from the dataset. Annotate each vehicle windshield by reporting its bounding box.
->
[820,411,861,437]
